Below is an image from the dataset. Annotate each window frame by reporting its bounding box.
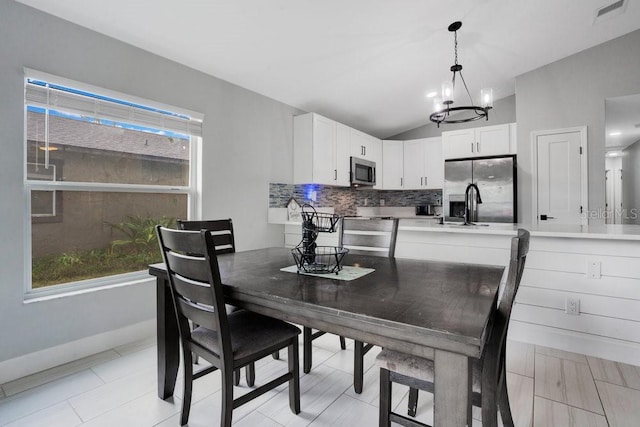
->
[23,70,203,298]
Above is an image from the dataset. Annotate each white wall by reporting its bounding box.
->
[0,0,300,369]
[515,29,640,224]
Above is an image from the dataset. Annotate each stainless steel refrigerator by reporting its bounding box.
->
[444,155,517,223]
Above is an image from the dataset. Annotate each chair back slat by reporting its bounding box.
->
[172,274,214,306]
[177,219,236,254]
[166,251,211,283]
[177,297,220,331]
[339,218,399,258]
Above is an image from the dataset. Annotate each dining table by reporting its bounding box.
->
[148,247,504,427]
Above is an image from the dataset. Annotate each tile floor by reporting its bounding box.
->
[1,334,640,426]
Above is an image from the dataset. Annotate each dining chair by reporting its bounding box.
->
[302,217,399,394]
[376,228,529,427]
[177,219,251,383]
[178,219,282,374]
[157,226,301,426]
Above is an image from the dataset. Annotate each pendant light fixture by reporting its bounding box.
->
[430,21,493,127]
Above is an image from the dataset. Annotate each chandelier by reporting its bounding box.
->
[430,21,493,127]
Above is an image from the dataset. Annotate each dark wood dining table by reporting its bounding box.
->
[148,247,504,427]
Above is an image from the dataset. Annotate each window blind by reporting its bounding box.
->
[25,78,203,137]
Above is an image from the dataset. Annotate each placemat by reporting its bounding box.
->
[280,265,375,281]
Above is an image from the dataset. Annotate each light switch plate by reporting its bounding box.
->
[587,261,602,279]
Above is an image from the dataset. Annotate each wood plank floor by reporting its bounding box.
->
[1,334,639,426]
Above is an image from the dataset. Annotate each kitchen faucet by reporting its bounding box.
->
[464,183,482,225]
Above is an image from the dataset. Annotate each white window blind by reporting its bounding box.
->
[25,73,203,137]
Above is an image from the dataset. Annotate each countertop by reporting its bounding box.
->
[398,220,640,241]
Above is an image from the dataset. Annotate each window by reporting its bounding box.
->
[24,70,202,294]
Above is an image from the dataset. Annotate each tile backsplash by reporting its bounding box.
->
[269,183,442,216]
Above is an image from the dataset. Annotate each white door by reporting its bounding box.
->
[534,129,586,225]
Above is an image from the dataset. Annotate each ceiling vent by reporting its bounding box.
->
[594,0,627,23]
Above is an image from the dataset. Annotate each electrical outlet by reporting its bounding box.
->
[566,297,580,315]
[587,261,601,279]
[380,199,385,206]
[364,198,369,206]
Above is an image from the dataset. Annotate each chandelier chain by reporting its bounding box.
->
[454,30,458,66]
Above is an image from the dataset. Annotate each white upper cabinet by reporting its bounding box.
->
[403,137,443,190]
[442,123,516,159]
[293,113,350,186]
[382,140,404,190]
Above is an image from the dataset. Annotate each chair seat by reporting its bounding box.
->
[191,310,300,361]
[376,349,482,393]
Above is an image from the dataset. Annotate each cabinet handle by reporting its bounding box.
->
[471,143,474,153]
[421,177,423,186]
[400,177,403,187]
[334,169,337,180]
[476,142,480,152]
[424,176,427,187]
[364,146,366,156]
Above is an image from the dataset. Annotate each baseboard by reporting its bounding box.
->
[508,320,640,365]
[0,319,155,384]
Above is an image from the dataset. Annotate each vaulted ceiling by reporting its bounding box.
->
[16,0,640,138]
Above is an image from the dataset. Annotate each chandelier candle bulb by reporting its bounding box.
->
[481,88,493,108]
[442,81,454,104]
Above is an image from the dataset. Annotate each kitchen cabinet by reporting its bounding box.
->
[403,137,443,189]
[350,129,381,162]
[382,140,404,190]
[293,113,350,186]
[442,123,516,159]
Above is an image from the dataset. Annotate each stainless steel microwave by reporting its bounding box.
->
[350,157,376,186]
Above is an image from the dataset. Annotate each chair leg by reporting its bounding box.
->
[379,368,391,427]
[180,351,193,426]
[233,369,240,386]
[354,340,364,394]
[408,387,419,417]
[221,368,234,427]
[288,338,301,414]
[246,362,255,387]
[303,326,312,374]
[272,350,280,360]
[481,364,499,427]
[339,336,346,350]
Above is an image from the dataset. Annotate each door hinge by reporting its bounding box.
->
[579,146,583,155]
[580,206,583,214]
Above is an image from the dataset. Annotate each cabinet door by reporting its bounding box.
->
[382,140,404,190]
[442,129,474,159]
[369,136,382,189]
[312,115,337,185]
[403,140,425,189]
[335,123,351,186]
[423,137,444,189]
[475,124,510,157]
[350,129,369,158]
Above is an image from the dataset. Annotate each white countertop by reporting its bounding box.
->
[398,219,640,241]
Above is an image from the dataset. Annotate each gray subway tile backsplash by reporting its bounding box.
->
[269,183,442,216]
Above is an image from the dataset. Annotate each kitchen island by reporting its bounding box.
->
[394,220,640,365]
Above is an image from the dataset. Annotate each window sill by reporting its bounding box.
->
[24,271,153,304]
